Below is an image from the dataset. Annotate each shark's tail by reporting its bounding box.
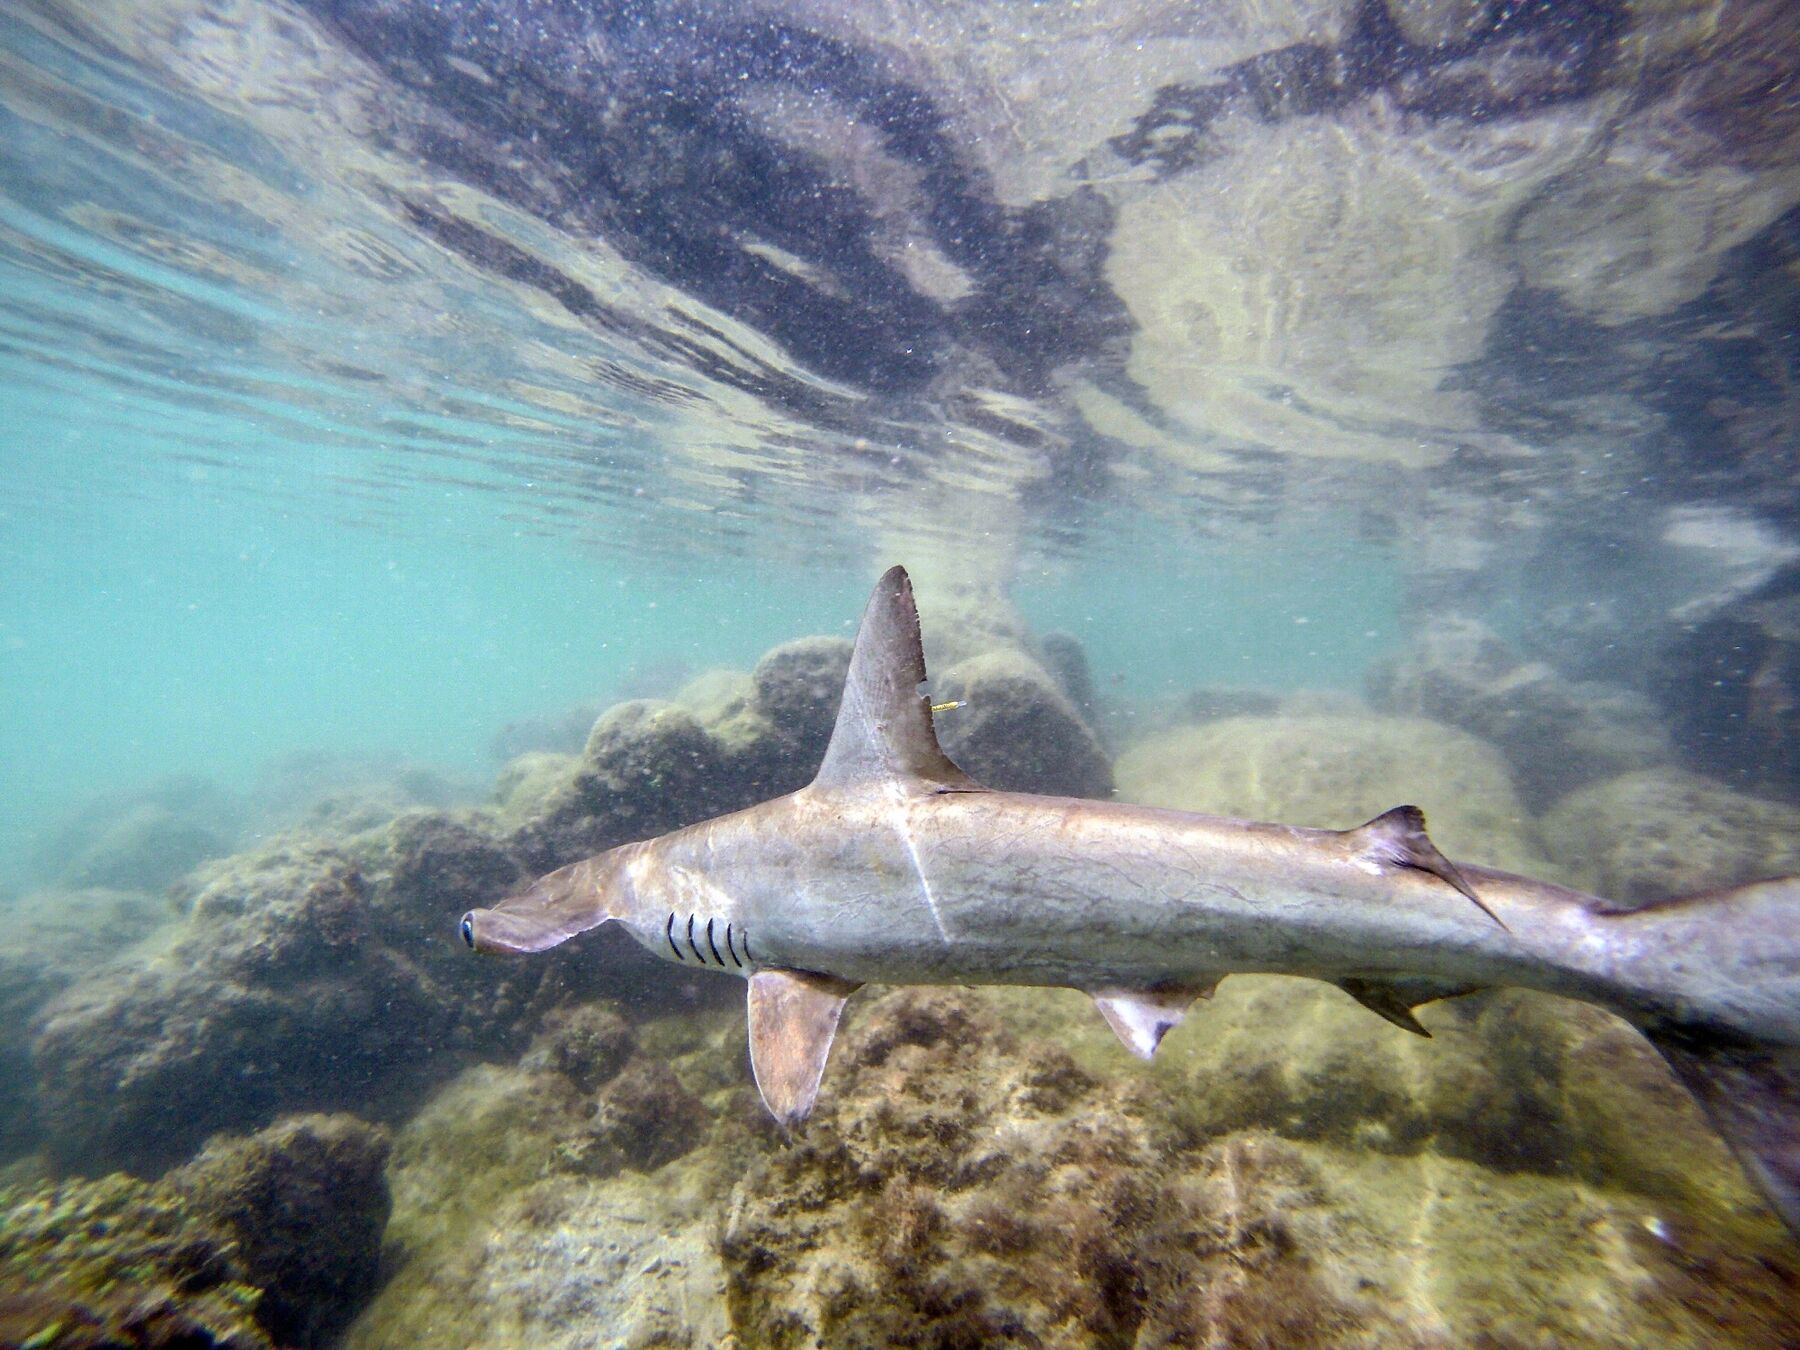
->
[1608,876,1800,1235]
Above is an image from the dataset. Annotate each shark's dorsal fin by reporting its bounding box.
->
[746,968,861,1127]
[812,565,981,792]
[1092,985,1216,1059]
[1344,805,1507,931]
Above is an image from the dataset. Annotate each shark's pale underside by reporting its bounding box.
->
[463,566,1800,1237]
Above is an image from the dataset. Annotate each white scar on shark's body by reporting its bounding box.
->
[464,565,1800,1243]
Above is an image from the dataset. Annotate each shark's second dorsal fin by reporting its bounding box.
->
[1345,805,1507,931]
[812,565,981,793]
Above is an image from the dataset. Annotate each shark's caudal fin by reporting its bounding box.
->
[1614,876,1800,1236]
[811,565,981,793]
[1645,1026,1800,1235]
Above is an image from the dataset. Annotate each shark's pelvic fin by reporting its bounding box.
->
[810,565,981,794]
[746,968,862,1127]
[1092,985,1215,1059]
[1335,975,1478,1036]
[1345,805,1507,931]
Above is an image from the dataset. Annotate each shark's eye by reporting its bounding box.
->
[459,915,476,949]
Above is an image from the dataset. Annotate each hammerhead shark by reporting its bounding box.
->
[464,566,1800,1236]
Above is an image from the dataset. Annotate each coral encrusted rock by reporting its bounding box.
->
[0,1113,390,1350]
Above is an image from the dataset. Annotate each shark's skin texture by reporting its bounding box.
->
[516,793,1798,1041]
[464,566,1800,1238]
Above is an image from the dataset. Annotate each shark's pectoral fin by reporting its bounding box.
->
[747,968,862,1127]
[1346,805,1507,931]
[1336,975,1480,1036]
[1092,985,1216,1059]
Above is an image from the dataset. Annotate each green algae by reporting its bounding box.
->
[0,1175,269,1350]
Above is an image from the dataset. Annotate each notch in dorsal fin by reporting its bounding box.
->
[1346,805,1507,931]
[1092,985,1216,1059]
[746,968,861,1127]
[812,565,981,792]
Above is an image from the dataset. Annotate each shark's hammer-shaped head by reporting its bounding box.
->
[460,849,635,954]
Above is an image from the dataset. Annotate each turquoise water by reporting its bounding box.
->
[0,1,1405,885]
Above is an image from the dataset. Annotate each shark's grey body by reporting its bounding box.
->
[465,566,1800,1238]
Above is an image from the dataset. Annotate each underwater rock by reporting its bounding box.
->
[1369,615,1671,805]
[1176,684,1286,723]
[489,750,580,829]
[751,634,854,767]
[934,647,1114,798]
[720,985,1390,1348]
[0,887,174,1162]
[373,810,524,951]
[676,668,809,803]
[717,984,1800,1346]
[575,1059,707,1178]
[242,751,475,844]
[0,1172,269,1350]
[1116,709,1548,873]
[343,1059,733,1349]
[0,1112,390,1350]
[1651,561,1800,801]
[30,845,441,1176]
[488,701,602,762]
[56,802,230,894]
[168,1113,392,1349]
[505,700,729,872]
[519,1001,637,1095]
[1541,768,1800,904]
[30,775,238,895]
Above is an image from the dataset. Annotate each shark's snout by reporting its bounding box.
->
[458,855,620,955]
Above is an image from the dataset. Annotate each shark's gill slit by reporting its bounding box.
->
[706,917,725,965]
[724,922,744,968]
[686,913,707,964]
[665,913,685,960]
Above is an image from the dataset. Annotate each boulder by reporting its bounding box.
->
[1542,768,1800,904]
[934,648,1114,799]
[1370,616,1671,805]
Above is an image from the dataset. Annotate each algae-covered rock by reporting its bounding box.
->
[722,987,1396,1347]
[32,776,237,896]
[345,1058,733,1350]
[519,1001,637,1094]
[0,1173,269,1350]
[751,634,854,764]
[718,985,1800,1346]
[0,887,175,1162]
[57,802,231,894]
[373,810,523,952]
[0,1113,391,1350]
[30,846,439,1175]
[1541,768,1800,903]
[506,699,731,872]
[169,1113,392,1349]
[935,647,1114,799]
[1116,710,1547,872]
